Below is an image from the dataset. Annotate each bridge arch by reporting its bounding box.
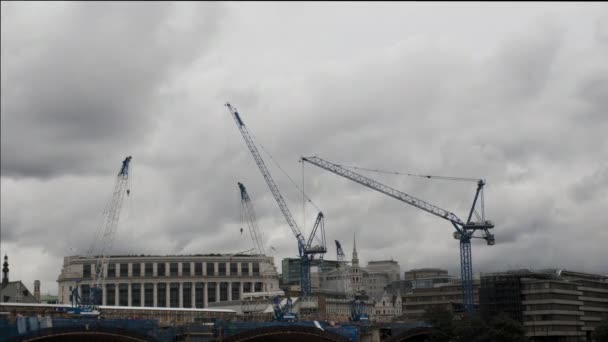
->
[11,326,157,342]
[222,325,352,342]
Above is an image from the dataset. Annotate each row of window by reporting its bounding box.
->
[83,262,260,278]
[78,282,265,307]
[526,303,579,311]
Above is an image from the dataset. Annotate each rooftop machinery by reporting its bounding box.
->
[302,156,494,313]
[226,103,327,299]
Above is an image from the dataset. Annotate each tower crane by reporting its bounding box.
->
[71,156,132,312]
[226,103,327,299]
[238,182,280,291]
[336,240,369,322]
[302,156,494,313]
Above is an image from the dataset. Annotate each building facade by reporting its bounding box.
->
[373,291,402,322]
[480,269,608,342]
[402,280,480,321]
[57,254,279,308]
[367,260,401,283]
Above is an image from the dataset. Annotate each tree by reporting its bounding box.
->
[594,318,608,342]
[485,312,527,342]
[423,305,455,342]
[453,314,490,342]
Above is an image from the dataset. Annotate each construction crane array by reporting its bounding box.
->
[226,103,327,299]
[302,156,495,313]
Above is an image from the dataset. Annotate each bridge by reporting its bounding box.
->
[1,303,432,342]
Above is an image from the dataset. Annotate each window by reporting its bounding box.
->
[170,263,178,277]
[131,284,141,306]
[144,283,154,307]
[252,263,259,276]
[81,285,90,304]
[220,282,228,301]
[195,263,203,276]
[132,263,141,277]
[106,284,116,306]
[208,282,217,303]
[230,262,238,275]
[120,263,129,277]
[119,284,128,306]
[182,262,191,276]
[108,264,116,278]
[83,264,91,279]
[157,283,167,307]
[195,282,204,308]
[158,263,166,277]
[255,282,263,292]
[218,263,226,276]
[241,263,249,276]
[145,263,153,277]
[207,263,215,276]
[243,282,252,293]
[183,282,192,308]
[231,283,240,301]
[170,282,179,307]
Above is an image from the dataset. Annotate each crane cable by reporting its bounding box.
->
[330,162,481,182]
[248,130,322,213]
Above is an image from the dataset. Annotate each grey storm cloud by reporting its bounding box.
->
[1,1,224,179]
[2,3,608,295]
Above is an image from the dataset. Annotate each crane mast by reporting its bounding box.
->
[89,156,132,306]
[239,182,267,256]
[226,103,326,298]
[302,156,494,313]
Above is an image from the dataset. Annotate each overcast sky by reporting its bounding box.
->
[2,2,607,295]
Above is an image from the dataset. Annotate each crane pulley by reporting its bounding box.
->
[302,156,495,313]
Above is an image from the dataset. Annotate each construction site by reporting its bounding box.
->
[2,102,608,342]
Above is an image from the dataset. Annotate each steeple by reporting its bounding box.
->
[2,254,9,286]
[352,233,359,267]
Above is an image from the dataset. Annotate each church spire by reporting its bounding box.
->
[2,254,9,286]
[352,233,359,267]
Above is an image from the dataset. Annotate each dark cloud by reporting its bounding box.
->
[1,2,224,179]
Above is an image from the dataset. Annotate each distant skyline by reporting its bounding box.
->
[2,2,607,295]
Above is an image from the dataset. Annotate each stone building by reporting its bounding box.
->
[57,254,279,308]
[480,269,608,342]
[402,279,480,321]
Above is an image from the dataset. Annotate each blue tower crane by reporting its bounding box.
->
[302,156,494,313]
[226,103,327,299]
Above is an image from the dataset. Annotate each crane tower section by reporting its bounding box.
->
[88,156,132,306]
